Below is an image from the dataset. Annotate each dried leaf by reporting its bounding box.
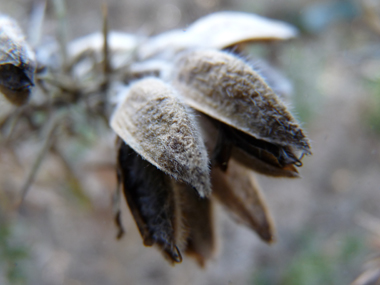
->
[0,15,36,105]
[173,182,215,267]
[172,49,311,156]
[139,11,297,60]
[117,141,183,264]
[211,159,275,242]
[111,77,211,197]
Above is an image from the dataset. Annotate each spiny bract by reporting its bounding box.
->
[0,10,311,267]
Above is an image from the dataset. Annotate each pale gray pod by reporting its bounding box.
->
[171,49,311,156]
[138,11,298,60]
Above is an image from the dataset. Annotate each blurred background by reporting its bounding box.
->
[1,0,380,284]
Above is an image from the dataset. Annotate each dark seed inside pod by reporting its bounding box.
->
[204,115,300,177]
[223,125,302,168]
[117,141,183,264]
[0,64,33,105]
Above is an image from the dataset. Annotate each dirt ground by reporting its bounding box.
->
[0,0,380,284]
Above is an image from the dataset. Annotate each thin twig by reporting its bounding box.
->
[102,3,111,79]
[50,145,91,207]
[52,0,69,70]
[19,112,64,205]
[1,106,25,143]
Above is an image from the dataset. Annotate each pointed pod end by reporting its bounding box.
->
[161,244,183,265]
[258,227,276,244]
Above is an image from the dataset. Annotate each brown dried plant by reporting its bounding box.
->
[0,6,311,266]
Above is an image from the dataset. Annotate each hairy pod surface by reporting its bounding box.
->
[111,77,211,197]
[172,49,311,156]
[211,159,275,243]
[117,141,183,264]
[0,15,36,105]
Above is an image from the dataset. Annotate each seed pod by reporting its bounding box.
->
[172,49,311,156]
[173,182,215,267]
[138,11,298,60]
[231,147,299,178]
[224,124,301,176]
[211,122,300,177]
[111,77,211,197]
[185,11,298,49]
[0,15,36,105]
[117,141,183,264]
[211,159,275,243]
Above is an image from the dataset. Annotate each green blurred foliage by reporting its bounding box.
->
[364,79,380,135]
[252,230,367,285]
[0,216,28,284]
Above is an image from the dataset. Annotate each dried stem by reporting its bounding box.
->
[19,112,64,204]
[102,3,111,80]
[52,0,69,70]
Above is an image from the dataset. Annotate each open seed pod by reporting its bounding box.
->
[138,11,298,60]
[0,14,36,105]
[117,141,183,264]
[111,77,211,197]
[171,49,311,159]
[173,182,215,267]
[212,121,300,177]
[211,159,275,243]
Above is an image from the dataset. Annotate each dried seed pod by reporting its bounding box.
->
[211,159,275,243]
[231,147,299,178]
[0,15,36,105]
[251,60,294,101]
[224,124,301,176]
[212,123,300,177]
[173,182,215,267]
[196,113,299,177]
[138,11,297,60]
[117,141,183,264]
[185,11,298,49]
[172,49,311,156]
[111,77,211,197]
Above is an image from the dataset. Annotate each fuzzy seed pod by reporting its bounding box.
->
[0,15,36,105]
[211,159,275,243]
[172,49,311,156]
[117,142,183,264]
[111,77,211,197]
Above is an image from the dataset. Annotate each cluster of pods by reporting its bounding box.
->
[0,11,311,266]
